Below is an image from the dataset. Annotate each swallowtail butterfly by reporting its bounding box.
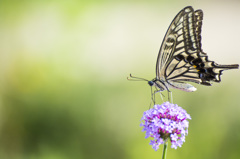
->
[128,6,239,94]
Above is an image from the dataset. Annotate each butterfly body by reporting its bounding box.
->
[149,6,238,93]
[149,78,196,92]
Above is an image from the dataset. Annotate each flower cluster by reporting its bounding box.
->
[140,102,191,150]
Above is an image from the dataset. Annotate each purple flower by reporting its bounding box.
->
[140,102,191,150]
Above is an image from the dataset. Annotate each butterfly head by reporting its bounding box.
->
[148,81,154,86]
[149,78,168,91]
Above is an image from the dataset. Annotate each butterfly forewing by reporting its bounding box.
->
[156,7,199,78]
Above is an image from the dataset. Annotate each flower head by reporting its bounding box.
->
[140,102,191,150]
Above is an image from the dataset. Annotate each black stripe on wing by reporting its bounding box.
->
[194,10,205,54]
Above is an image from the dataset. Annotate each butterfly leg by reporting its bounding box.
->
[159,92,164,103]
[167,91,173,103]
[150,87,164,108]
[153,88,164,103]
[153,87,156,105]
[149,87,154,109]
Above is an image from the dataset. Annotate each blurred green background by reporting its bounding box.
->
[0,0,239,159]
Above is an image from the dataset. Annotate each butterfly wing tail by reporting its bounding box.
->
[216,64,239,70]
[195,62,239,85]
[208,63,239,83]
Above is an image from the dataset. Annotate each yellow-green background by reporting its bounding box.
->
[0,0,239,159]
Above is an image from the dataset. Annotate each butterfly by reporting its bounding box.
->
[128,6,239,97]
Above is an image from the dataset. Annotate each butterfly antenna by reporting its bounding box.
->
[127,74,149,81]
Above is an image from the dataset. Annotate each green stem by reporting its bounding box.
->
[162,139,168,159]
